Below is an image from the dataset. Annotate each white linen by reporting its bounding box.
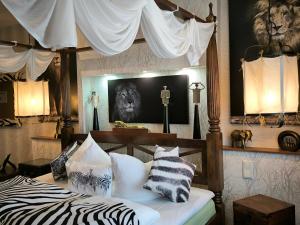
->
[144,187,214,225]
[141,1,214,65]
[37,173,214,225]
[1,0,77,49]
[0,45,55,80]
[110,153,159,202]
[74,0,145,56]
[66,133,111,166]
[2,0,214,65]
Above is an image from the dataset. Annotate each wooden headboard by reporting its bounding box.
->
[72,130,208,185]
[60,2,224,225]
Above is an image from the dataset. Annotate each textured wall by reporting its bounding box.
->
[223,151,300,225]
[80,68,208,139]
[0,118,79,165]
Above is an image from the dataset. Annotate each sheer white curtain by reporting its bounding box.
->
[0,45,55,80]
[2,0,214,65]
[141,1,214,65]
[74,0,146,55]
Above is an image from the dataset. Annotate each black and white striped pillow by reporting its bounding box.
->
[143,147,196,203]
[50,141,79,180]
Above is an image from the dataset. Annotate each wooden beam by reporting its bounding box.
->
[0,40,53,52]
[154,0,207,23]
[60,48,75,149]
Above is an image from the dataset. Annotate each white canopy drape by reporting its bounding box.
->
[2,0,214,66]
[0,45,55,80]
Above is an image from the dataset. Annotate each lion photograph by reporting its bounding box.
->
[253,0,300,55]
[108,75,189,124]
[228,0,300,117]
[111,82,141,122]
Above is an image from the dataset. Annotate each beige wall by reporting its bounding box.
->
[0,118,79,165]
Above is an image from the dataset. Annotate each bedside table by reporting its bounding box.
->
[19,158,52,178]
[233,194,295,225]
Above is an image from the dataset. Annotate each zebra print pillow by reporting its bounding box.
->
[143,148,196,203]
[50,141,79,180]
[67,161,112,196]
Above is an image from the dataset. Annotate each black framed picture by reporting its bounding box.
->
[108,75,189,124]
[229,0,300,122]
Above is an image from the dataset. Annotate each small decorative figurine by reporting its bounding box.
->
[161,86,170,133]
[89,91,100,130]
[231,130,253,149]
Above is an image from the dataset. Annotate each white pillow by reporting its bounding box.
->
[66,161,112,197]
[110,153,160,202]
[144,161,152,174]
[155,145,179,158]
[66,133,111,166]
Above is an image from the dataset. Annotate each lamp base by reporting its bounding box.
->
[193,104,201,139]
[163,106,170,133]
[93,108,99,130]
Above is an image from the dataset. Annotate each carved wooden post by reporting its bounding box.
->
[206,3,225,225]
[60,48,75,150]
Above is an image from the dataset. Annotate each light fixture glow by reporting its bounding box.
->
[14,81,50,117]
[243,55,298,114]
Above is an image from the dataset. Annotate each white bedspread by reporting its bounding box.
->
[37,174,214,225]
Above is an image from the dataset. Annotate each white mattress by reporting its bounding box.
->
[37,173,215,225]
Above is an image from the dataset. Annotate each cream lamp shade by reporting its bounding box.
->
[243,55,299,114]
[13,81,50,116]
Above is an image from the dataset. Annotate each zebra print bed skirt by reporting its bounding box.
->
[0,176,139,225]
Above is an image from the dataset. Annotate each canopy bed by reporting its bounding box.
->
[0,0,224,224]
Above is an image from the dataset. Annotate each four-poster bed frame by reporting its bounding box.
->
[1,1,224,224]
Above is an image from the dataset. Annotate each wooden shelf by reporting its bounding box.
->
[31,136,60,141]
[223,145,300,156]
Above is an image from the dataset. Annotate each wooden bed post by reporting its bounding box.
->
[60,48,75,150]
[206,3,225,225]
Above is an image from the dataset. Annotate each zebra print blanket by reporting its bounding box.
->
[0,176,140,225]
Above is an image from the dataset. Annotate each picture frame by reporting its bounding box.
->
[108,75,189,124]
[228,0,300,125]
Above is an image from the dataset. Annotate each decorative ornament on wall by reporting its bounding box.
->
[278,130,300,152]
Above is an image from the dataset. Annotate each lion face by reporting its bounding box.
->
[253,0,300,54]
[269,4,293,38]
[113,83,141,122]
